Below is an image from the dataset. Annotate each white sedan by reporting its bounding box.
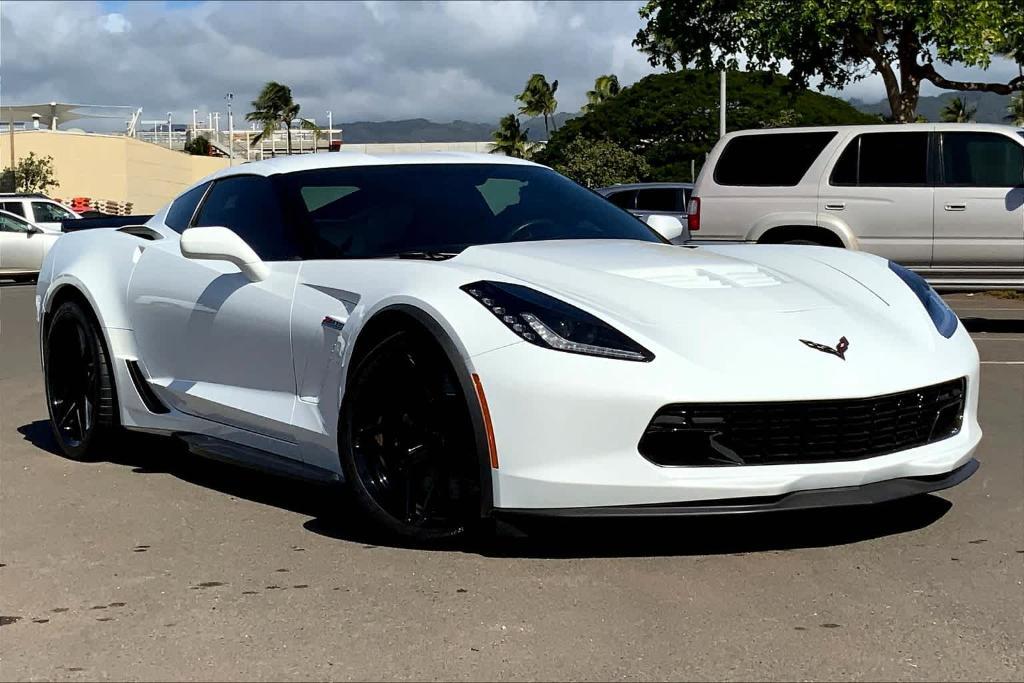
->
[36,153,981,542]
[1,209,60,282]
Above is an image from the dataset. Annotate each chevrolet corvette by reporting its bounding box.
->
[36,153,980,541]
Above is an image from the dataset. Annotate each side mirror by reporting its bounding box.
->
[646,214,684,242]
[180,226,269,282]
[28,226,43,235]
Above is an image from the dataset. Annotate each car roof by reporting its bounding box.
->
[723,123,1024,139]
[596,182,694,193]
[0,193,49,199]
[205,151,542,182]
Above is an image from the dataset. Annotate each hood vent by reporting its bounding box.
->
[617,264,788,290]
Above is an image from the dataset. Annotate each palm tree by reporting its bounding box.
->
[583,74,621,112]
[246,81,301,155]
[940,96,977,123]
[515,73,558,138]
[490,114,531,158]
[1005,92,1024,127]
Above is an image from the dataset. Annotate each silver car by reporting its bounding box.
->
[596,182,693,244]
[0,209,60,282]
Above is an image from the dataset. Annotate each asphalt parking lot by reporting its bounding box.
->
[0,282,1021,681]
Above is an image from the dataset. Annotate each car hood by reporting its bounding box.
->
[452,239,945,378]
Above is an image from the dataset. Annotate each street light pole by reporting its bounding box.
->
[326,110,332,150]
[226,92,234,166]
[167,112,173,149]
[719,70,727,138]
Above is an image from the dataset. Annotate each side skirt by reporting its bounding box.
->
[176,432,341,485]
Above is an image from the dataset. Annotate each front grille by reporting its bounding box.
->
[639,378,966,467]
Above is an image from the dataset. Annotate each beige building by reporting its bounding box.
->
[6,130,229,213]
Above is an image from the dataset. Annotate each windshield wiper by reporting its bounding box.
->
[393,250,459,261]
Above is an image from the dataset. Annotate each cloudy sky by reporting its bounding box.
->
[1,0,1020,129]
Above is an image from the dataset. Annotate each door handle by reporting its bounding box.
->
[824,202,845,211]
[944,203,966,211]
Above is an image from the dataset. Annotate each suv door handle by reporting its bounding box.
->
[944,203,967,211]
[824,202,845,211]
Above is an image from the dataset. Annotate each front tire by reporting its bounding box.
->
[44,300,119,460]
[338,330,480,543]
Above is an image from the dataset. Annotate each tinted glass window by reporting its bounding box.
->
[274,164,663,259]
[635,188,681,212]
[165,182,210,232]
[32,202,75,223]
[606,190,636,209]
[714,132,836,186]
[0,201,25,217]
[0,212,32,232]
[830,132,929,186]
[941,132,1024,187]
[193,175,298,260]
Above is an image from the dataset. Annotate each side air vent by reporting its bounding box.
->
[125,360,170,414]
[117,226,163,241]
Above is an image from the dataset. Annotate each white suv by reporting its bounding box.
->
[688,123,1024,290]
[0,194,80,231]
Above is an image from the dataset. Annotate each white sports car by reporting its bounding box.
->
[36,153,981,541]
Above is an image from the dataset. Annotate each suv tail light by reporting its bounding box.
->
[686,197,700,231]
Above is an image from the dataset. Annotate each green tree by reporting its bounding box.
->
[490,114,532,158]
[940,96,977,122]
[583,74,621,112]
[1006,92,1024,126]
[552,137,651,188]
[515,73,559,138]
[183,135,211,156]
[0,152,59,194]
[534,70,875,181]
[635,0,1024,123]
[246,81,301,155]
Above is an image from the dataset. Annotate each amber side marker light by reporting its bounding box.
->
[471,373,499,469]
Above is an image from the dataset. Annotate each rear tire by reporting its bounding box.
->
[43,301,120,461]
[338,329,480,543]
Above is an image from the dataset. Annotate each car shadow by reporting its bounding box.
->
[18,419,954,558]
[961,317,1024,334]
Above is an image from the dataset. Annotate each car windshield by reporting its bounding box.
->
[274,163,664,259]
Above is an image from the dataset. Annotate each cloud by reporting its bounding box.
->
[0,0,655,128]
[1,0,1018,132]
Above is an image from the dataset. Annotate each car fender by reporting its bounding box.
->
[746,211,858,249]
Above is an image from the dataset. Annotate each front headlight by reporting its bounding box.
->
[461,280,654,362]
[888,261,958,338]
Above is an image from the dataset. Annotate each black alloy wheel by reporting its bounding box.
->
[339,330,480,542]
[44,301,118,460]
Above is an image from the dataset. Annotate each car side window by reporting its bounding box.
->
[0,201,26,217]
[192,175,299,261]
[714,132,837,186]
[606,190,637,210]
[32,201,75,223]
[165,182,210,233]
[941,132,1024,187]
[635,188,681,212]
[830,132,929,186]
[0,213,33,233]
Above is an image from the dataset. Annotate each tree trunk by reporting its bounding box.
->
[286,125,292,155]
[542,115,549,139]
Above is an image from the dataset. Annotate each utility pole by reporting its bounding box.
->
[226,92,234,166]
[719,70,727,138]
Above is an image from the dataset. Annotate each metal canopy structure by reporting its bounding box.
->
[0,102,137,130]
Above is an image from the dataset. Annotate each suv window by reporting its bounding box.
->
[165,182,210,232]
[192,175,298,260]
[830,132,929,186]
[714,132,836,186]
[0,201,25,217]
[635,188,681,212]
[0,212,33,232]
[941,132,1024,187]
[32,201,75,223]
[605,189,637,210]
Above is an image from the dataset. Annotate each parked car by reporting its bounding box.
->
[596,182,693,243]
[689,124,1024,290]
[37,153,979,542]
[0,209,61,282]
[0,193,81,232]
